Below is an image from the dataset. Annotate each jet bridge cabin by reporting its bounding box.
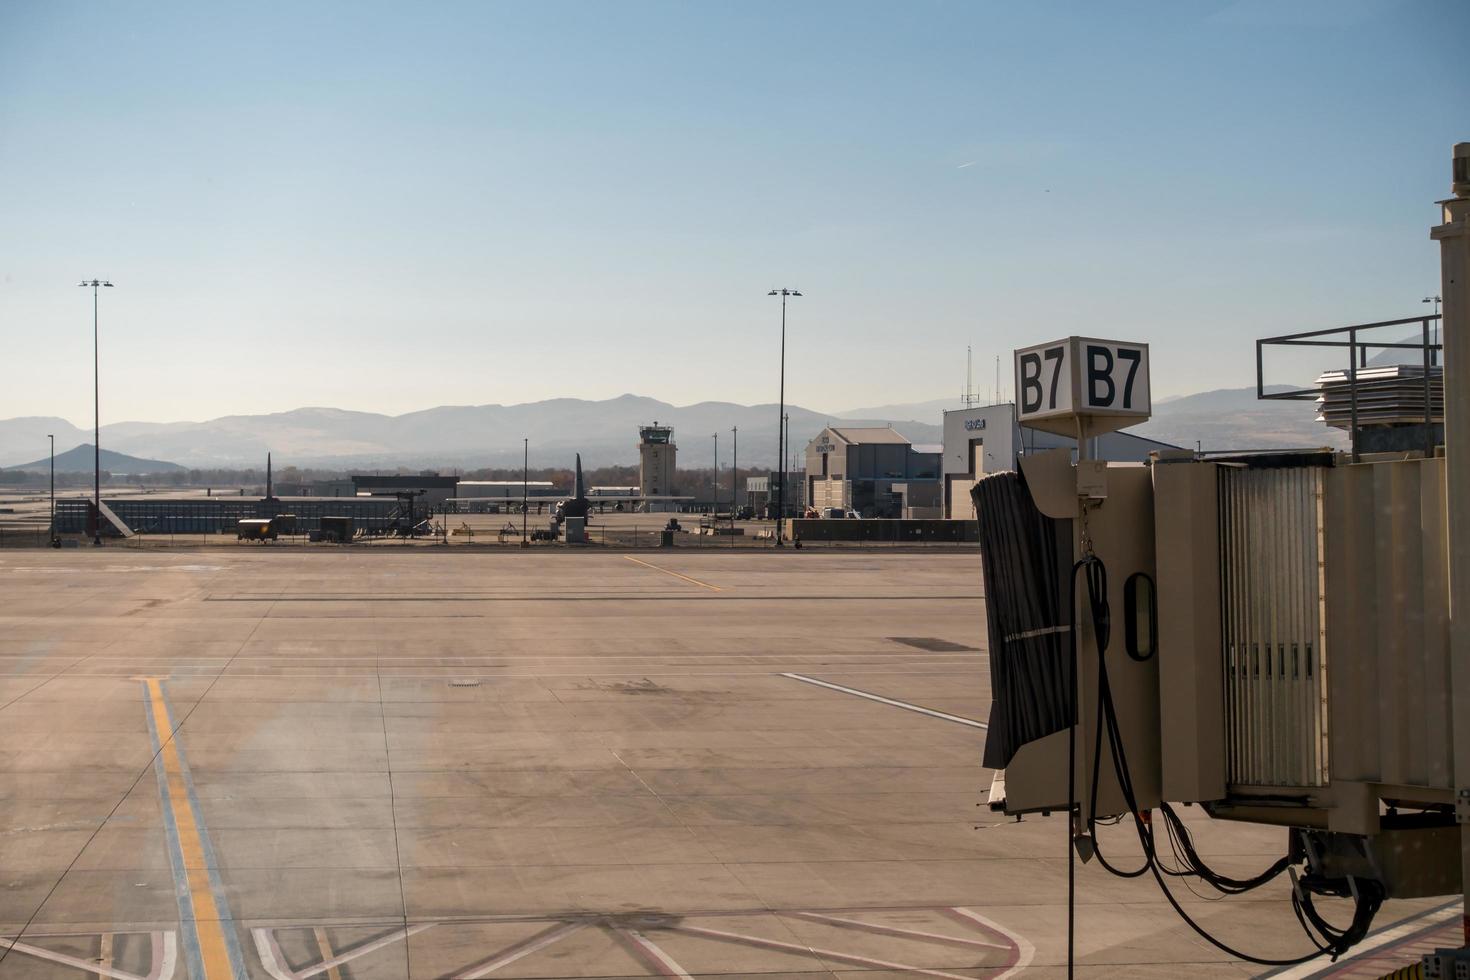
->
[980,333,1460,950]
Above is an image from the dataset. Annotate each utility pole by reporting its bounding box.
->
[78,278,113,545]
[1431,141,1470,941]
[768,288,801,544]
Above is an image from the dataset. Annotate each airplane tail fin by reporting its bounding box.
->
[574,453,585,499]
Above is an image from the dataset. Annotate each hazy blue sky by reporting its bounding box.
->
[1,0,1464,425]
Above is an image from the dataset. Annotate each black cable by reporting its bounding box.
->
[1079,553,1149,879]
[1156,803,1290,894]
[1076,552,1152,881]
[979,475,1383,971]
[1072,549,1379,968]
[1067,555,1082,980]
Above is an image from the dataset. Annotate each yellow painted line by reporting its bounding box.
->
[144,678,238,980]
[314,927,344,980]
[623,555,721,591]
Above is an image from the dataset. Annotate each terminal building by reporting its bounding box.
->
[351,473,459,505]
[456,480,560,499]
[941,403,1177,519]
[804,427,943,518]
[743,473,804,517]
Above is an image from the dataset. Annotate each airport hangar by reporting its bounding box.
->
[804,427,944,519]
[939,402,1177,519]
[798,411,1176,522]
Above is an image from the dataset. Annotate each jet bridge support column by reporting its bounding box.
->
[1432,141,1470,940]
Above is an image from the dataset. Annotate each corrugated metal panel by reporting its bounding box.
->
[1324,458,1452,790]
[810,479,850,511]
[1218,466,1329,787]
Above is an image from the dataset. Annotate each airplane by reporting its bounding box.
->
[551,453,592,526]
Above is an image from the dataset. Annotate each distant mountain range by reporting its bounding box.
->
[1129,385,1345,451]
[834,387,1344,452]
[0,398,941,470]
[0,385,1341,472]
[6,443,184,475]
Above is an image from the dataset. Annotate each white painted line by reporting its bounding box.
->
[253,929,298,980]
[789,911,1010,950]
[616,928,695,980]
[0,935,152,980]
[306,923,435,979]
[780,673,988,729]
[947,907,1034,979]
[453,921,585,979]
[668,923,981,980]
[147,931,177,980]
[253,923,434,980]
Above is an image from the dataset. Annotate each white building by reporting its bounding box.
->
[942,403,1178,519]
[805,426,943,518]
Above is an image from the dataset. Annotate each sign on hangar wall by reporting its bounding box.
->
[1013,337,1151,438]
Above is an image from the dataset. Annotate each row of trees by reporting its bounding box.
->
[0,462,801,503]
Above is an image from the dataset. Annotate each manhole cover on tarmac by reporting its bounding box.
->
[888,636,979,652]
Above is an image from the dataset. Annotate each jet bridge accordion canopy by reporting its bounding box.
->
[971,470,1072,770]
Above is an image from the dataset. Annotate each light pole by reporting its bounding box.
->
[731,425,738,531]
[48,434,55,544]
[712,432,718,515]
[522,438,529,547]
[78,278,113,545]
[784,412,791,508]
[1425,295,1443,366]
[768,288,801,545]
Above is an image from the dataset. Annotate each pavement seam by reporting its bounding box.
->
[375,649,415,979]
[0,578,226,970]
[604,747,847,976]
[0,580,273,975]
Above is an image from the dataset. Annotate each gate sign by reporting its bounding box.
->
[1014,336,1150,437]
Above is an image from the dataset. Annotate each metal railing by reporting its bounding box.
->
[1256,314,1442,462]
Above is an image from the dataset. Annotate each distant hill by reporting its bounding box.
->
[1135,385,1344,451]
[836,398,959,424]
[0,398,940,470]
[0,417,90,466]
[1,384,1348,470]
[842,385,1345,452]
[7,444,184,475]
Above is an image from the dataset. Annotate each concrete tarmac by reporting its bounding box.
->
[0,549,1445,978]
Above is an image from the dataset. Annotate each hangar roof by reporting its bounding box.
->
[825,427,911,445]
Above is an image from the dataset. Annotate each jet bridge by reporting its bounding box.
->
[975,143,1470,975]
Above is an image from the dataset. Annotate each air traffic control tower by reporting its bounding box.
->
[638,423,676,498]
